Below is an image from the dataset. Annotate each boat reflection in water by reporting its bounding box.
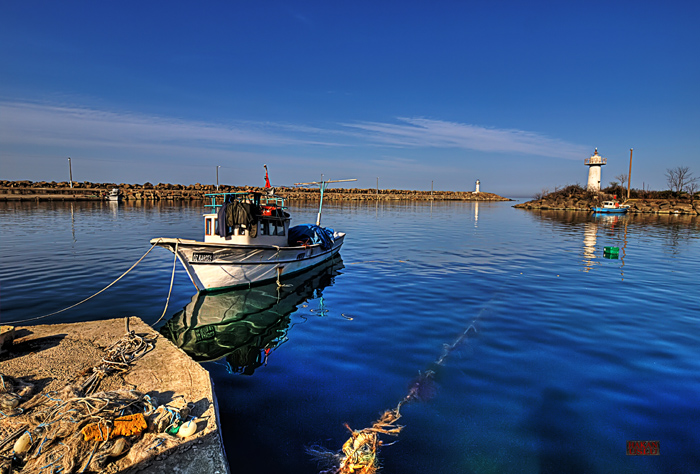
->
[160,256,344,375]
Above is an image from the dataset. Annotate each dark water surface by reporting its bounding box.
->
[2,200,700,473]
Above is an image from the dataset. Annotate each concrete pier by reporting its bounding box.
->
[0,317,229,474]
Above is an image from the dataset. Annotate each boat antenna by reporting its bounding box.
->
[294,178,356,226]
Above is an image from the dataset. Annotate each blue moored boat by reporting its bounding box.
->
[593,200,630,214]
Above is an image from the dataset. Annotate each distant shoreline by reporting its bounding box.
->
[0,180,512,202]
[515,187,700,215]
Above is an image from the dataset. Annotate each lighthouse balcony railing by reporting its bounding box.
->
[585,157,607,165]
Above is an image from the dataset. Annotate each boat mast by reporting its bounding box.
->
[627,148,633,201]
[294,178,357,226]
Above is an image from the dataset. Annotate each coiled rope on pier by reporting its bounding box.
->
[80,320,157,394]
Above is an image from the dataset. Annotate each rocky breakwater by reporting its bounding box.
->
[282,187,510,202]
[514,185,700,215]
[0,180,511,202]
[0,180,214,201]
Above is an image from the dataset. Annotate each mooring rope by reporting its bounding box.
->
[152,240,179,327]
[4,240,163,325]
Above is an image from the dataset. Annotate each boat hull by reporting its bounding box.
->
[592,207,628,213]
[151,234,345,292]
[160,256,344,366]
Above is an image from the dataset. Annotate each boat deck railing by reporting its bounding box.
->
[203,191,286,212]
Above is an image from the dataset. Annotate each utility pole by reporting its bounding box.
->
[68,157,73,188]
[627,148,633,200]
[216,166,221,190]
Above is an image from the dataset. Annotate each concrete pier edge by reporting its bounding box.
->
[0,317,230,474]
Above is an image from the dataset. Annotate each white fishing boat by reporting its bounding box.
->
[151,170,354,292]
[106,187,122,201]
[160,256,344,368]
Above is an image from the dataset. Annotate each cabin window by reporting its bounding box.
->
[260,219,284,236]
[205,218,212,236]
[238,226,245,235]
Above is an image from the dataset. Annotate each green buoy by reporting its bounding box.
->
[603,246,619,259]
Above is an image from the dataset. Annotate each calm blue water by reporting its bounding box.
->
[2,199,700,473]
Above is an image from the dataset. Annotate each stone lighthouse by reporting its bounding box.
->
[585,148,607,192]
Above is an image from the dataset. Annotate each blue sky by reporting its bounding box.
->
[1,1,698,197]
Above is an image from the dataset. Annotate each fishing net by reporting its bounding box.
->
[307,381,424,474]
[0,379,196,473]
[0,328,197,474]
[308,320,479,474]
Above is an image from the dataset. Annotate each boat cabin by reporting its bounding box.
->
[202,192,291,246]
[602,201,620,208]
[106,188,122,201]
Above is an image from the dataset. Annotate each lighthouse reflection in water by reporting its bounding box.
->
[160,256,344,375]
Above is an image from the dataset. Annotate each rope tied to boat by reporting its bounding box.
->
[152,240,180,327]
[4,239,164,325]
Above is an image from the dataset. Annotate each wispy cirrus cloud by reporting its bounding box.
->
[0,101,587,161]
[343,117,588,159]
[0,101,337,150]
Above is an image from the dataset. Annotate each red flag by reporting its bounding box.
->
[264,164,271,188]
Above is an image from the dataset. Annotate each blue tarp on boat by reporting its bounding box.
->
[288,224,335,250]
